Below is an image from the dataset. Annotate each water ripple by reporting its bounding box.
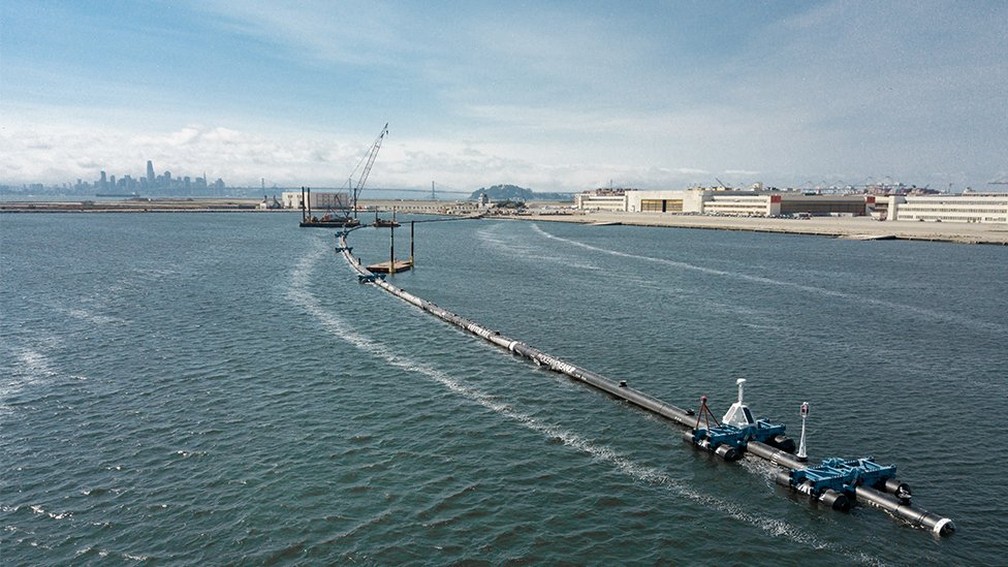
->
[290,239,885,564]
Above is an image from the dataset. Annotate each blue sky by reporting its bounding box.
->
[2,1,1006,192]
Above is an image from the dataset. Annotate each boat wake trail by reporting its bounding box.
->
[530,223,1005,335]
[476,224,604,272]
[286,243,885,564]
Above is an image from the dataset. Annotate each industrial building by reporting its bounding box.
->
[281,190,351,211]
[573,190,628,211]
[885,193,1008,224]
[577,188,874,218]
[575,188,1008,224]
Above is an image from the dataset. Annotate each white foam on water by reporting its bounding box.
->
[28,504,72,521]
[68,543,148,563]
[16,348,59,378]
[476,224,603,271]
[28,298,126,327]
[530,223,1006,335]
[65,307,123,326]
[0,346,60,414]
[286,243,888,563]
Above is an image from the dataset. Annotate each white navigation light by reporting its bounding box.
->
[722,378,755,426]
[797,401,810,461]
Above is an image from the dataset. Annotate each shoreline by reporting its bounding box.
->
[511,210,1008,246]
[3,198,1007,245]
[0,198,267,214]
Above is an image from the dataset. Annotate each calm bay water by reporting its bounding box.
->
[2,212,1006,565]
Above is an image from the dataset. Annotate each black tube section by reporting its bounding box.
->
[747,440,807,471]
[337,234,696,428]
[854,486,955,536]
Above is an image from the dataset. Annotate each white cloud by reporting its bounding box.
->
[3,2,1005,192]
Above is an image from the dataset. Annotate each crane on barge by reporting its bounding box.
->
[349,123,389,219]
[299,123,389,228]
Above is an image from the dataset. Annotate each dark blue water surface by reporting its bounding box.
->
[2,212,1006,565]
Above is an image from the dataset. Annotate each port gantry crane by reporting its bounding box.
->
[347,123,389,218]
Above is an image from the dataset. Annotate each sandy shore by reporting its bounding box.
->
[513,210,1008,245]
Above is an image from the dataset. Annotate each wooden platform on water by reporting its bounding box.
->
[366,259,413,273]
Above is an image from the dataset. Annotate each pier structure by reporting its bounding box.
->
[335,231,954,536]
[365,219,414,274]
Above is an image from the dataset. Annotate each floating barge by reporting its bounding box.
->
[335,231,954,537]
[366,259,413,273]
[300,216,360,228]
[298,187,360,228]
[373,210,401,228]
[364,217,414,274]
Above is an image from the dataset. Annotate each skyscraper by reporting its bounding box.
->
[146,160,155,185]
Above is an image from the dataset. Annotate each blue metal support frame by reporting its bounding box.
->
[691,418,788,449]
[787,457,897,496]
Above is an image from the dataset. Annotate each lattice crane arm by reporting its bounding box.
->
[352,123,389,212]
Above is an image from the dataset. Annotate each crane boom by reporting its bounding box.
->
[352,123,389,217]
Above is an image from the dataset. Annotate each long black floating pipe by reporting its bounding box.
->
[335,231,954,537]
[336,232,696,426]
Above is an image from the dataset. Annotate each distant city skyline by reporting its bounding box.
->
[2,160,1004,198]
[66,159,226,195]
[1,2,1006,193]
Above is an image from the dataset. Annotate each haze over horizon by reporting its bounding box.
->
[2,1,1006,193]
